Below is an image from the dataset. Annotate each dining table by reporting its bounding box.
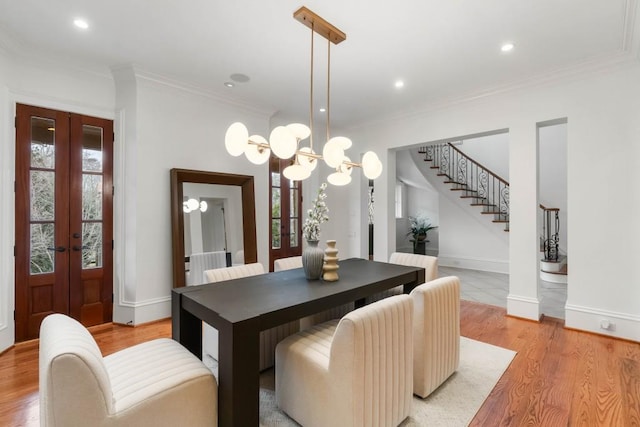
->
[171,257,426,426]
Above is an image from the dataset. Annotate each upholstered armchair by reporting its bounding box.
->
[201,262,299,371]
[273,256,353,329]
[410,276,460,398]
[39,313,217,426]
[367,252,439,303]
[276,294,414,427]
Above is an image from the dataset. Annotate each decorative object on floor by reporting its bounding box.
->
[407,212,437,254]
[39,313,218,427]
[260,337,516,426]
[302,183,329,280]
[302,240,324,280]
[322,239,339,281]
[224,6,382,184]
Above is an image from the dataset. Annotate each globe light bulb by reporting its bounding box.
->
[362,151,383,179]
[323,140,344,168]
[224,122,249,156]
[270,126,297,159]
[245,135,270,164]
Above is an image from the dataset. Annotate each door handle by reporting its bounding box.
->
[72,245,89,251]
[47,246,66,253]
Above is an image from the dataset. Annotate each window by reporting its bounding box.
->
[395,182,404,218]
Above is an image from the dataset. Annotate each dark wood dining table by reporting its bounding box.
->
[171,257,426,426]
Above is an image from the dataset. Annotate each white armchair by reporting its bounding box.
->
[276,294,414,427]
[201,262,299,371]
[410,276,460,398]
[39,313,217,426]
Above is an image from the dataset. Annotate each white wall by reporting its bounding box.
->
[347,62,640,341]
[452,132,510,181]
[114,68,272,324]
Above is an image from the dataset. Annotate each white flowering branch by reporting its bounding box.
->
[302,182,329,241]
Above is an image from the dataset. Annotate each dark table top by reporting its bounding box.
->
[174,258,424,330]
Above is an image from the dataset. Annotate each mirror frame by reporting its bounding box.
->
[170,168,257,288]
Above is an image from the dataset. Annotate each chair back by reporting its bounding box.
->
[389,252,438,281]
[273,256,302,272]
[331,294,414,426]
[39,314,114,426]
[410,276,460,397]
[188,251,227,285]
[203,262,264,283]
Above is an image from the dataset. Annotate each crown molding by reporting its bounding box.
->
[351,50,640,131]
[110,64,276,120]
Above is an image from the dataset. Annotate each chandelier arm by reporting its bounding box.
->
[326,36,331,142]
[309,22,314,152]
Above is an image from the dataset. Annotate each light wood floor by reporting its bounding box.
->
[1,301,638,426]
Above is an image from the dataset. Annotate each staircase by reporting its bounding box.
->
[539,204,568,284]
[418,143,510,231]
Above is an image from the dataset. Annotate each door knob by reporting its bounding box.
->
[47,246,66,253]
[72,245,89,251]
[72,233,81,238]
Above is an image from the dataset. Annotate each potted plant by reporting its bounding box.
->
[407,213,437,253]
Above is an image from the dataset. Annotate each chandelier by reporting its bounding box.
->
[224,6,382,185]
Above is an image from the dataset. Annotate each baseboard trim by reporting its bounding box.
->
[114,296,171,326]
[438,255,509,274]
[565,304,640,342]
[507,294,540,321]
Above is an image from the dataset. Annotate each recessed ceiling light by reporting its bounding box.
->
[73,18,89,30]
[501,43,514,52]
[319,107,326,113]
[230,73,250,83]
[224,82,235,88]
[394,80,404,89]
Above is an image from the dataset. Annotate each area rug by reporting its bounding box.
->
[259,337,516,426]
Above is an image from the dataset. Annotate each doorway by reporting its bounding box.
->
[269,156,303,271]
[14,104,113,341]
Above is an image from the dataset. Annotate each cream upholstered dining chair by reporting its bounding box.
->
[273,256,354,329]
[410,276,460,398]
[201,262,299,371]
[39,313,217,427]
[276,294,414,427]
[366,252,439,303]
[273,255,303,272]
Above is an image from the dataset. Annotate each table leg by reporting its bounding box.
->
[171,291,202,358]
[217,322,260,427]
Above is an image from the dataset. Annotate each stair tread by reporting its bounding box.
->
[541,265,568,275]
[492,219,509,223]
[480,211,505,214]
[460,195,486,199]
[470,203,497,207]
[451,188,478,193]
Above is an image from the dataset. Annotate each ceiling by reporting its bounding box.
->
[0,0,636,127]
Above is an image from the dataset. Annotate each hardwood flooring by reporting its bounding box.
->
[1,301,638,426]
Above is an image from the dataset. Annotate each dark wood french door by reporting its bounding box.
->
[15,104,113,341]
[269,157,302,271]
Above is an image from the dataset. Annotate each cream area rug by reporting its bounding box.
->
[259,337,516,426]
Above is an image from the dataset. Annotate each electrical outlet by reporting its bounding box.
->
[600,319,616,331]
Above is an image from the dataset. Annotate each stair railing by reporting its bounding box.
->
[419,143,509,225]
[539,204,560,262]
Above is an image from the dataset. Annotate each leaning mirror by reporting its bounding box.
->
[170,169,257,288]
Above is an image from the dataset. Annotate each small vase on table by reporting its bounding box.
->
[322,240,339,282]
[302,240,324,280]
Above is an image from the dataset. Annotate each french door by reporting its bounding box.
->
[269,157,302,271]
[15,104,113,341]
